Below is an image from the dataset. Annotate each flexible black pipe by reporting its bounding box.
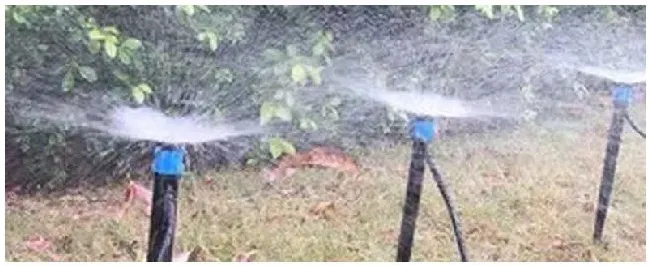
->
[623,112,646,139]
[147,177,179,262]
[424,150,468,262]
[396,140,427,262]
[593,105,626,242]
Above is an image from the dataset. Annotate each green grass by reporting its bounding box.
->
[5,104,646,262]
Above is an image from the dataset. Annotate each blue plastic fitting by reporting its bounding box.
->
[152,144,185,178]
[612,85,633,108]
[410,117,437,144]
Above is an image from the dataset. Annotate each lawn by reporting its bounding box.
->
[4,102,646,262]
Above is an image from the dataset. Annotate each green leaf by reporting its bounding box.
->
[475,5,494,19]
[260,101,275,125]
[513,6,524,21]
[104,35,118,44]
[137,83,152,94]
[122,38,142,50]
[429,6,442,21]
[12,12,27,24]
[291,64,307,85]
[88,29,104,40]
[118,50,131,65]
[62,69,75,91]
[299,117,318,131]
[102,26,119,35]
[104,42,117,58]
[180,5,195,16]
[245,158,258,166]
[268,139,284,159]
[77,66,97,82]
[305,65,322,85]
[274,105,292,121]
[209,39,218,51]
[197,32,207,42]
[197,5,210,13]
[260,101,292,125]
[113,70,130,83]
[131,86,145,104]
[268,137,296,159]
[88,40,101,54]
[312,43,326,57]
[204,32,218,51]
[281,139,296,154]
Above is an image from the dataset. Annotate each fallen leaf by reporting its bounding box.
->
[309,201,334,216]
[26,235,51,253]
[204,176,214,184]
[119,181,152,218]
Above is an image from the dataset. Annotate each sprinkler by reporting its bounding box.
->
[593,84,644,243]
[396,116,468,262]
[147,142,185,262]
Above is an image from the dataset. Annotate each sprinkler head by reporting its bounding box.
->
[409,117,437,144]
[152,143,185,177]
[612,84,633,108]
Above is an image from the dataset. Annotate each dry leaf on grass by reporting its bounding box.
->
[203,176,215,184]
[309,201,335,216]
[118,181,152,218]
[25,235,62,261]
[25,235,51,253]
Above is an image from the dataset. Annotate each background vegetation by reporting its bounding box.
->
[4,5,645,191]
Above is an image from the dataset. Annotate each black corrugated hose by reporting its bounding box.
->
[424,148,468,262]
[623,111,646,139]
[147,178,179,262]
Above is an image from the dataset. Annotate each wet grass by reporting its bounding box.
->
[4,103,646,262]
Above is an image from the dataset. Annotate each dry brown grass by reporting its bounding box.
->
[4,104,646,262]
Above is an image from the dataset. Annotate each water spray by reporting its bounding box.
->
[593,84,645,243]
[396,117,467,262]
[147,143,185,262]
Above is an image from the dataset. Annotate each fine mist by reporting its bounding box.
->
[5,6,646,191]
